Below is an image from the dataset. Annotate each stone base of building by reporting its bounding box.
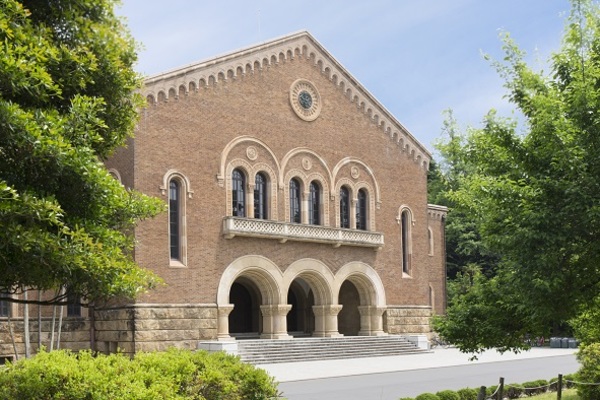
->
[383,305,432,336]
[2,303,436,359]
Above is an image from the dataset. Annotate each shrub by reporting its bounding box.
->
[398,398,415,400]
[456,387,477,400]
[0,348,279,400]
[435,389,459,400]
[504,383,524,399]
[415,393,440,400]
[486,385,497,397]
[521,379,548,396]
[563,373,578,389]
[577,343,600,400]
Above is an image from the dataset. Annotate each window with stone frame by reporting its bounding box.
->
[356,188,368,230]
[339,186,350,228]
[308,181,321,225]
[289,178,301,223]
[401,209,412,275]
[232,169,246,217]
[254,172,268,219]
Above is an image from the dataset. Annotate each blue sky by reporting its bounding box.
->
[117,1,571,152]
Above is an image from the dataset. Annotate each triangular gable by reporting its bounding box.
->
[142,31,431,171]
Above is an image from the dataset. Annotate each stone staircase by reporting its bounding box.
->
[236,335,428,365]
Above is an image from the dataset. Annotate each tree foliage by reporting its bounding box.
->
[434,0,600,353]
[0,0,164,304]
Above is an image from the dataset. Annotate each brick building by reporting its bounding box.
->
[0,31,447,359]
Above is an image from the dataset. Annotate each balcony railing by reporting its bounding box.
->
[222,217,384,250]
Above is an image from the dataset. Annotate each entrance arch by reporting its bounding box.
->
[229,279,261,336]
[217,256,290,339]
[283,259,341,337]
[338,280,361,336]
[334,262,387,336]
[286,279,315,335]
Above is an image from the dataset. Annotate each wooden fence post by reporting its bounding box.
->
[557,374,563,400]
[477,386,487,400]
[498,377,504,400]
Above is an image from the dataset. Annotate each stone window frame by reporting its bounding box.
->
[427,227,434,256]
[160,170,193,268]
[283,170,330,226]
[397,205,414,278]
[0,292,12,318]
[254,172,269,220]
[339,185,351,228]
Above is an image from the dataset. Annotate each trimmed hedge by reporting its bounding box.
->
[0,348,279,400]
[456,387,477,400]
[415,394,440,400]
[435,389,459,400]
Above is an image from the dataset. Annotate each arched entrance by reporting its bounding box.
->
[338,280,361,336]
[334,262,388,336]
[229,279,261,336]
[287,279,315,336]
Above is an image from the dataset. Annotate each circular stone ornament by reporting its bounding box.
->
[290,79,321,121]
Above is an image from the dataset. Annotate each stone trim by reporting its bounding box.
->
[142,31,431,171]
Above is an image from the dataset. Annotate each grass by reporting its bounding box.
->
[527,388,579,399]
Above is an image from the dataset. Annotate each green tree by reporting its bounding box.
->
[430,112,500,280]
[434,0,600,354]
[0,0,164,305]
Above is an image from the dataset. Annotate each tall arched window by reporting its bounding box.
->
[289,178,301,223]
[232,169,246,217]
[401,209,412,275]
[339,186,350,228]
[309,181,321,225]
[169,180,181,260]
[356,189,367,230]
[254,173,268,219]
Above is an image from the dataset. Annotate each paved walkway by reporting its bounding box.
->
[259,347,579,382]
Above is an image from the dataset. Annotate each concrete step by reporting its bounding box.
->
[236,335,428,364]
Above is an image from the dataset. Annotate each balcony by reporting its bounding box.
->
[222,217,384,250]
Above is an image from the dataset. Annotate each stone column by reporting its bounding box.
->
[358,306,387,336]
[217,304,235,341]
[312,305,343,337]
[260,305,292,339]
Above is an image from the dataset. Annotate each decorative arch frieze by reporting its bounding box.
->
[140,32,431,171]
[160,169,194,198]
[218,136,281,188]
[282,258,335,306]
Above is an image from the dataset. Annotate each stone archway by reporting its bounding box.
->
[217,256,291,340]
[286,279,315,336]
[283,259,341,337]
[334,262,387,336]
[337,280,361,336]
[229,279,261,336]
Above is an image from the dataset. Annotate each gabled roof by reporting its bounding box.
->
[142,31,431,171]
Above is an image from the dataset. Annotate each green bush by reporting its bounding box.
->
[456,387,477,400]
[435,389,459,400]
[0,348,279,400]
[563,373,578,389]
[485,385,497,396]
[577,343,600,400]
[398,398,415,400]
[415,394,440,400]
[521,379,548,396]
[504,383,524,399]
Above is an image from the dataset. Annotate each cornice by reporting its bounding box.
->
[142,31,431,171]
[427,204,448,220]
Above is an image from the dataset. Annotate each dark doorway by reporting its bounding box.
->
[338,280,361,336]
[229,279,261,336]
[287,279,315,336]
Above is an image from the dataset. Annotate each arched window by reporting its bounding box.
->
[254,173,268,219]
[169,180,181,260]
[401,209,412,275]
[232,169,246,217]
[356,189,367,230]
[0,292,10,318]
[339,186,350,228]
[309,181,321,225]
[289,178,301,223]
[428,227,434,255]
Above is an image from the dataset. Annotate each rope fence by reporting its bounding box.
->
[476,374,600,399]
